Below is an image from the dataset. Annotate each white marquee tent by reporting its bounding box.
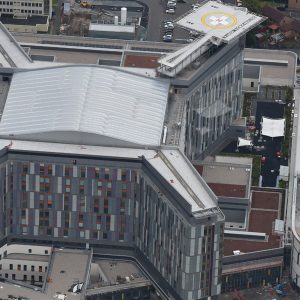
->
[261,117,285,138]
[237,137,253,148]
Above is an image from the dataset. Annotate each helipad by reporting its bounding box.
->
[176,1,265,42]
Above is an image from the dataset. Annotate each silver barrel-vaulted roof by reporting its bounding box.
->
[0,65,170,146]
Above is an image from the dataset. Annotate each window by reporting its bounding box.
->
[47,196,52,209]
[17,264,21,271]
[31,265,35,271]
[48,165,52,176]
[250,82,254,88]
[64,166,71,176]
[39,164,45,175]
[95,167,100,178]
[9,264,13,270]
[5,273,8,278]
[80,167,86,178]
[39,276,43,282]
[22,163,28,174]
[104,198,108,214]
[28,249,32,253]
[39,266,42,272]
[23,265,27,271]
[12,274,15,280]
[45,250,48,255]
[23,274,27,281]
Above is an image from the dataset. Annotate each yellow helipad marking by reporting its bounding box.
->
[201,12,237,29]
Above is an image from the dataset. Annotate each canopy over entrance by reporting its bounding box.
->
[261,117,285,137]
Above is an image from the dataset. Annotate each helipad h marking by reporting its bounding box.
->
[201,12,237,29]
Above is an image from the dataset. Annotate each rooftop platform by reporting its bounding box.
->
[176,1,264,43]
[244,48,296,86]
[0,248,90,300]
[45,248,90,299]
[224,189,283,256]
[123,53,160,68]
[194,155,252,198]
[0,14,48,26]
[87,259,151,295]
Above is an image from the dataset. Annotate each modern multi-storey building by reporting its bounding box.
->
[0,0,52,17]
[0,60,226,299]
[0,2,265,299]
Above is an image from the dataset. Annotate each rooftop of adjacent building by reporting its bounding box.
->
[87,260,151,295]
[0,14,48,26]
[0,248,90,300]
[244,48,296,86]
[4,253,49,262]
[193,155,252,198]
[223,189,283,256]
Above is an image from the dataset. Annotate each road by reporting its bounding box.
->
[286,85,300,243]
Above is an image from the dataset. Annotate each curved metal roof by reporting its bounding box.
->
[0,65,170,146]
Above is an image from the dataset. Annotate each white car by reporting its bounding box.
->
[166,8,175,13]
[192,4,200,10]
[164,22,174,30]
[167,2,176,8]
[186,38,194,43]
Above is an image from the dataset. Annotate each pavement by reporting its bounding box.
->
[220,284,300,300]
[285,84,300,249]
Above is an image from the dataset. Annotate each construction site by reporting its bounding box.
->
[58,0,144,37]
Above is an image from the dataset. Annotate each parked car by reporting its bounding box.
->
[163,34,173,42]
[166,8,175,13]
[192,4,200,10]
[167,2,176,8]
[164,22,174,30]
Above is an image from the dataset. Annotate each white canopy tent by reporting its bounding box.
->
[261,117,285,138]
[237,137,253,148]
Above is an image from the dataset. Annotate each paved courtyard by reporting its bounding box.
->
[222,101,288,187]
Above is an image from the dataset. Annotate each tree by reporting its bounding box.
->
[242,0,262,14]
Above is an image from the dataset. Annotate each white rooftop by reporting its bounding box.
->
[0,139,217,211]
[89,23,135,33]
[176,1,264,42]
[0,65,170,146]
